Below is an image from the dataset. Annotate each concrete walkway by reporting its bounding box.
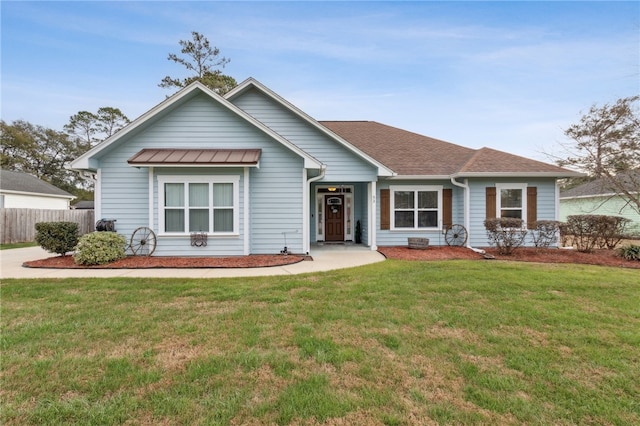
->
[0,244,386,279]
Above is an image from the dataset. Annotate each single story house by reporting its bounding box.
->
[560,171,640,235]
[70,78,581,256]
[0,170,75,210]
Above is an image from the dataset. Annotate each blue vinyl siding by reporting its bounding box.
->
[231,88,378,182]
[376,180,454,247]
[375,178,558,247]
[467,178,558,248]
[96,93,305,255]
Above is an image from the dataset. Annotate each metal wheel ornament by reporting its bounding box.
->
[130,227,157,256]
[445,224,468,247]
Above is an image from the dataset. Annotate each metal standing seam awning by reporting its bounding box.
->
[127,148,262,167]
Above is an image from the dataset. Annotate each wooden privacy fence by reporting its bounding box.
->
[0,208,95,244]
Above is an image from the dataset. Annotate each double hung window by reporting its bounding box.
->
[390,186,442,230]
[159,176,239,235]
[496,183,527,220]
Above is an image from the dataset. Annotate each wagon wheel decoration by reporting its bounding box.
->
[130,227,157,256]
[444,224,468,247]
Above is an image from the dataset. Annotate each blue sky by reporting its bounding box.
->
[2,1,638,161]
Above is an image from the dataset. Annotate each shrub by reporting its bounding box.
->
[35,222,79,256]
[484,218,527,255]
[531,220,560,248]
[618,245,640,261]
[73,232,127,265]
[561,215,630,252]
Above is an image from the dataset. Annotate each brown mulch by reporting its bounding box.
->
[23,254,307,269]
[22,246,639,270]
[378,246,640,269]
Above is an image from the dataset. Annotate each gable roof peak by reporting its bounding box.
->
[70,78,322,171]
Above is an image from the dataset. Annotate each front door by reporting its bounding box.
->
[325,195,344,241]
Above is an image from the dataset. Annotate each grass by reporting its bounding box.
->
[0,241,37,250]
[1,260,639,425]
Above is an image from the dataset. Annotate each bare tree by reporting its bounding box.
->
[557,96,640,213]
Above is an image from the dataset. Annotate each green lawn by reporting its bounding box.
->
[1,260,639,425]
[0,241,37,250]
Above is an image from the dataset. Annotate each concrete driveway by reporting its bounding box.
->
[0,245,386,279]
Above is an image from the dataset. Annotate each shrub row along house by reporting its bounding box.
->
[70,78,581,256]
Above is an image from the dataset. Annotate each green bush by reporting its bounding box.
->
[73,232,127,265]
[34,222,79,256]
[618,244,640,261]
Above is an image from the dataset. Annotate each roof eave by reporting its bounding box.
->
[0,189,76,200]
[454,171,585,178]
[560,191,639,200]
[385,174,451,180]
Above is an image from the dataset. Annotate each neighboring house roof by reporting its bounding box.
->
[561,170,640,198]
[128,148,262,167]
[0,170,74,199]
[320,121,581,178]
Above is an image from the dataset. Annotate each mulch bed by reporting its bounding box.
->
[23,254,307,269]
[23,246,639,269]
[378,246,640,269]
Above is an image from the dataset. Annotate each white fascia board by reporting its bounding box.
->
[0,189,75,200]
[70,81,323,171]
[453,171,585,179]
[386,175,451,180]
[226,78,395,177]
[560,192,638,200]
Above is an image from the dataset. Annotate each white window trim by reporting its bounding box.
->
[495,183,528,227]
[390,185,442,231]
[157,175,240,236]
[314,185,355,242]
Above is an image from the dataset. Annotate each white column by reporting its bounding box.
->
[148,167,154,229]
[369,181,377,250]
[244,167,250,255]
[302,169,309,254]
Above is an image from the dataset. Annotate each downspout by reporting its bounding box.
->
[450,177,485,254]
[305,165,326,254]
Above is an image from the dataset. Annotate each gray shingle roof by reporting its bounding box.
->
[561,171,640,198]
[320,121,580,177]
[0,170,74,198]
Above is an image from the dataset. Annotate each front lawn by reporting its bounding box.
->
[0,241,37,250]
[2,260,638,425]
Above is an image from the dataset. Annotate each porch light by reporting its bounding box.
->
[328,187,337,192]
